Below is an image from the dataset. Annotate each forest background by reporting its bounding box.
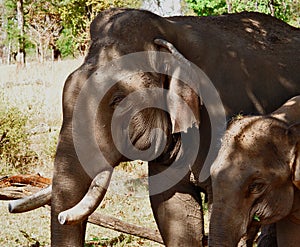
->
[0,0,299,66]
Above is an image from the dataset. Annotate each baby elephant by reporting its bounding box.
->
[209,96,300,247]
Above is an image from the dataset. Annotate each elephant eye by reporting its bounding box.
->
[109,94,125,108]
[248,182,266,194]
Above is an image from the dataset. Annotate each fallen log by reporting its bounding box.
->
[0,174,51,188]
[0,185,42,200]
[1,174,164,245]
[89,212,163,244]
[0,174,51,200]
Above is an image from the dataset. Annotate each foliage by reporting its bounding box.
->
[2,0,297,61]
[1,0,142,61]
[0,107,38,174]
[56,28,75,58]
[57,0,142,57]
[25,0,62,62]
[186,0,227,16]
[0,59,82,176]
[85,234,134,247]
[186,0,300,27]
[2,0,19,51]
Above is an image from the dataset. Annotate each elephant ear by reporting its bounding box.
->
[289,123,300,190]
[167,77,201,133]
[154,39,201,133]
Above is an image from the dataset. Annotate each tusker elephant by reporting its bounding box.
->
[210,95,300,247]
[8,8,300,247]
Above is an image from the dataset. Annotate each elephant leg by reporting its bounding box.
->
[257,224,278,247]
[51,145,92,247]
[148,165,204,247]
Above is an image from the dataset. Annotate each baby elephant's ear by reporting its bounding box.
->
[289,123,300,190]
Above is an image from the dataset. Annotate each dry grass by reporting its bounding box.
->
[0,60,161,246]
[0,59,83,176]
[0,163,160,247]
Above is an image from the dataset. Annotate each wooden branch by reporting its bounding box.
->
[0,174,51,200]
[0,185,42,200]
[0,174,164,244]
[0,174,51,188]
[88,212,164,244]
[1,174,209,245]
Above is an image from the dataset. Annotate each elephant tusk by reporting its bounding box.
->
[8,185,52,213]
[58,170,112,225]
[154,38,191,67]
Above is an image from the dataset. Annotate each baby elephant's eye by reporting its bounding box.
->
[248,182,266,194]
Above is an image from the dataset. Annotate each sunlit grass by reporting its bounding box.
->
[0,59,161,246]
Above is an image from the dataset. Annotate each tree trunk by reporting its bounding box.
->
[16,0,25,67]
[226,0,232,13]
[268,0,275,17]
[7,42,11,65]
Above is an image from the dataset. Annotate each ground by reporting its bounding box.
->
[0,164,161,246]
[0,60,162,246]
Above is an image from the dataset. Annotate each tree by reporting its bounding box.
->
[1,0,142,63]
[3,0,19,64]
[186,0,227,16]
[16,0,25,66]
[186,0,300,27]
[26,0,62,62]
[57,0,142,57]
[2,0,26,66]
[142,0,182,16]
[0,2,6,64]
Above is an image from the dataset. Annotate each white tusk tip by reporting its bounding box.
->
[58,212,67,225]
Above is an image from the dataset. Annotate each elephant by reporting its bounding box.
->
[8,8,300,247]
[209,95,300,247]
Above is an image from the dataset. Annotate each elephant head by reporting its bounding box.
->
[209,96,300,247]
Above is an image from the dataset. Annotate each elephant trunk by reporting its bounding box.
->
[8,185,52,213]
[58,170,112,225]
[209,204,247,247]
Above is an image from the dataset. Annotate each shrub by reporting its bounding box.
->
[0,107,38,174]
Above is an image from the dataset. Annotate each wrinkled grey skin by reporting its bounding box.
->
[50,8,300,246]
[210,96,300,247]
